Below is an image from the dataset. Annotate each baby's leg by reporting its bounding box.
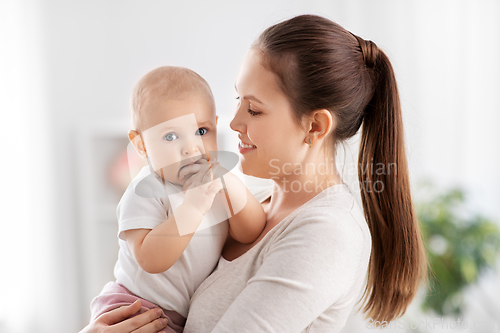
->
[90,281,186,333]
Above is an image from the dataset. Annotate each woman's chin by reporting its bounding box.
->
[238,161,271,180]
[238,161,255,177]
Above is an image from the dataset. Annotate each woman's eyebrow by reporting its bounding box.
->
[235,84,264,104]
[234,84,264,104]
[244,95,263,104]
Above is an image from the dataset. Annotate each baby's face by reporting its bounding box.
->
[140,93,218,186]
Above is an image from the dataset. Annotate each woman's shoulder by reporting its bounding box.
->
[308,183,355,210]
[246,180,274,203]
[262,184,371,279]
[277,184,371,246]
[296,184,360,220]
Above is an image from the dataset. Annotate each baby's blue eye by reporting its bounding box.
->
[164,133,178,141]
[195,128,208,136]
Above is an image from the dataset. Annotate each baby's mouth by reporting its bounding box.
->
[178,157,207,180]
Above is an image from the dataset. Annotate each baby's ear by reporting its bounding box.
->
[216,115,219,125]
[128,130,147,158]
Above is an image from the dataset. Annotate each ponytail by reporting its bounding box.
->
[358,48,428,322]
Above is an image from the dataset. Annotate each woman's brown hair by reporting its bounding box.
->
[254,14,428,322]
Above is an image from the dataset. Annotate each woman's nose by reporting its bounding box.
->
[230,107,245,133]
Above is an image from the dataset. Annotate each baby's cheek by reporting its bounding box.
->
[149,146,178,167]
[201,139,216,155]
[158,155,177,169]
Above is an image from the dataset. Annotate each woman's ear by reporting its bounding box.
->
[128,130,148,159]
[304,109,336,145]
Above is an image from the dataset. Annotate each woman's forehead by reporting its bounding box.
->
[236,50,284,104]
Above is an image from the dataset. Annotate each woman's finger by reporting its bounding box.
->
[112,307,167,332]
[99,299,144,325]
[130,317,169,333]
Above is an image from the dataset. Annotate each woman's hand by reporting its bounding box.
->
[79,299,168,333]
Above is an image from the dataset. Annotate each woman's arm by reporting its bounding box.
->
[209,165,267,244]
[211,209,367,332]
[79,299,168,333]
[222,173,267,244]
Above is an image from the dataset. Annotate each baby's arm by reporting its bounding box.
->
[124,204,203,274]
[218,172,267,244]
[125,163,223,274]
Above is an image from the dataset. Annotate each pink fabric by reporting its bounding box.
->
[90,281,186,333]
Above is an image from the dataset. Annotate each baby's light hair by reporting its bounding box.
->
[130,66,215,132]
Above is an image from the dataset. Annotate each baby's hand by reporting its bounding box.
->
[189,161,248,219]
[182,161,223,216]
[178,158,208,182]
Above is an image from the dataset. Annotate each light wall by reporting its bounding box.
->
[1,0,499,332]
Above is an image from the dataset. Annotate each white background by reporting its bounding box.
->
[1,0,499,332]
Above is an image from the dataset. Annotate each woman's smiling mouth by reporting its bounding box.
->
[238,140,256,154]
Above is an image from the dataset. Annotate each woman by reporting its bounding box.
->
[82,14,427,333]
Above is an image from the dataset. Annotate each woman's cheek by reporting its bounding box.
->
[253,122,275,146]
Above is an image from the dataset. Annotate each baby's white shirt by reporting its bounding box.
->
[113,166,229,318]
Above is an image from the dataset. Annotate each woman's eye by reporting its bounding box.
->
[195,128,208,136]
[163,133,178,141]
[248,109,261,116]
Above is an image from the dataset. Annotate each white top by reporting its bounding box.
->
[113,166,229,318]
[184,184,372,332]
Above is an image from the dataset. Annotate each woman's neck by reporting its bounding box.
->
[266,158,342,225]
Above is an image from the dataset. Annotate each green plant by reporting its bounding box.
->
[415,183,500,316]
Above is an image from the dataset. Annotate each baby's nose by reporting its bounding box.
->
[182,142,201,156]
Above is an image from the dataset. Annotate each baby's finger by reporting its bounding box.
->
[196,157,208,165]
[182,162,211,190]
[208,162,225,180]
[182,173,198,191]
[183,170,203,193]
[208,161,221,181]
[191,163,211,188]
[179,163,203,181]
[202,160,219,181]
[208,178,224,195]
[202,166,214,184]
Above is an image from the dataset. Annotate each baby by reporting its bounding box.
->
[90,66,266,332]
